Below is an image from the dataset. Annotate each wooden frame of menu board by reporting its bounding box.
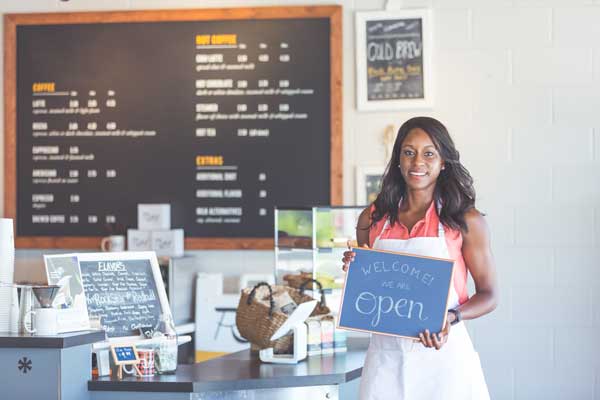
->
[4,6,342,249]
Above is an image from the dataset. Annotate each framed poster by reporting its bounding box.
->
[338,247,454,339]
[355,9,433,111]
[356,166,385,206]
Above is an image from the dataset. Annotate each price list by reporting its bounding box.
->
[15,18,332,238]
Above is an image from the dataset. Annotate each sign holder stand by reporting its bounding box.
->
[110,344,141,380]
[258,300,317,364]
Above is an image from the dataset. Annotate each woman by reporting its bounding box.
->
[342,116,498,400]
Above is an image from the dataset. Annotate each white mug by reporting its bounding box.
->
[123,349,155,377]
[100,235,126,252]
[24,308,58,336]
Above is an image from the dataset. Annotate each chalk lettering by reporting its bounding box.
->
[394,298,407,317]
[355,292,377,315]
[408,300,427,320]
[421,273,434,286]
[409,266,421,280]
[98,261,126,272]
[354,291,429,327]
[400,263,410,274]
[361,264,372,275]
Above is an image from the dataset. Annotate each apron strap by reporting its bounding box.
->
[436,200,446,239]
[374,218,391,243]
[375,199,446,241]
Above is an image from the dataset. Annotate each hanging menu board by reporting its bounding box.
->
[4,7,342,249]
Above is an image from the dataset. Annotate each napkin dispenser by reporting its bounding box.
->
[259,300,317,364]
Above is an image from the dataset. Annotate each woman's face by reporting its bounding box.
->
[398,128,445,191]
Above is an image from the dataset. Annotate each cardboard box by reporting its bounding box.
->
[151,229,184,257]
[127,229,152,251]
[138,204,171,231]
[320,317,335,355]
[305,318,322,356]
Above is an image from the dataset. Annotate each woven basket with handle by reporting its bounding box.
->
[235,282,330,350]
[282,271,313,289]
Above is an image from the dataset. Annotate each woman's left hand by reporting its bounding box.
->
[418,316,451,350]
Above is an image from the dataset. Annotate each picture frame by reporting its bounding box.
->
[355,9,433,111]
[356,166,386,206]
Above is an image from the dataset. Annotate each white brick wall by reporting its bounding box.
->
[554,7,600,47]
[2,1,600,399]
[514,366,595,400]
[555,248,600,287]
[516,206,595,245]
[494,247,554,286]
[595,290,600,327]
[475,162,553,205]
[554,164,600,204]
[554,88,600,127]
[594,52,600,82]
[472,84,553,127]
[595,129,600,159]
[512,48,593,86]
[555,328,600,368]
[512,127,593,163]
[471,8,551,48]
[512,288,592,326]
[434,9,470,49]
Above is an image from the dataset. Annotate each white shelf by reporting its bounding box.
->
[91,334,192,352]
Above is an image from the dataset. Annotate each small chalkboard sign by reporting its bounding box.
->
[338,247,454,339]
[110,344,141,379]
[78,251,171,338]
[111,345,140,365]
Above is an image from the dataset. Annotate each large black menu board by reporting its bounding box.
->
[80,257,162,337]
[5,7,342,248]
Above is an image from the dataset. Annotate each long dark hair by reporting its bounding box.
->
[371,116,476,232]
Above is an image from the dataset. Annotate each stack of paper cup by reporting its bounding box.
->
[0,218,15,332]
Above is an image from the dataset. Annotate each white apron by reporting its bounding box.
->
[359,216,490,400]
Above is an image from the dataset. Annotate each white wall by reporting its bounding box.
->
[2,0,600,399]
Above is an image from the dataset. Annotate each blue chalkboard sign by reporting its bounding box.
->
[338,248,455,339]
[111,345,140,365]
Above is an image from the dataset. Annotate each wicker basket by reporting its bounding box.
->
[282,271,313,289]
[235,282,330,350]
[298,278,330,316]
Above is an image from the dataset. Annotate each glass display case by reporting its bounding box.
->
[274,206,364,314]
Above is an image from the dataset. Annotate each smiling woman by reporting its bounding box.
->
[342,116,498,400]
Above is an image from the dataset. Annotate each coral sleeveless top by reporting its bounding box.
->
[368,201,469,305]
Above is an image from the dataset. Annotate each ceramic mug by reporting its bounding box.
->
[124,349,155,377]
[100,235,125,252]
[24,308,58,336]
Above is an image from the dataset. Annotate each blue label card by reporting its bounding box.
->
[338,247,454,339]
[114,346,137,362]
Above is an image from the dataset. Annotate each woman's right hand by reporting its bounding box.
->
[342,240,369,272]
[341,249,355,272]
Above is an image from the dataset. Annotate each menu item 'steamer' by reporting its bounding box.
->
[342,117,498,400]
